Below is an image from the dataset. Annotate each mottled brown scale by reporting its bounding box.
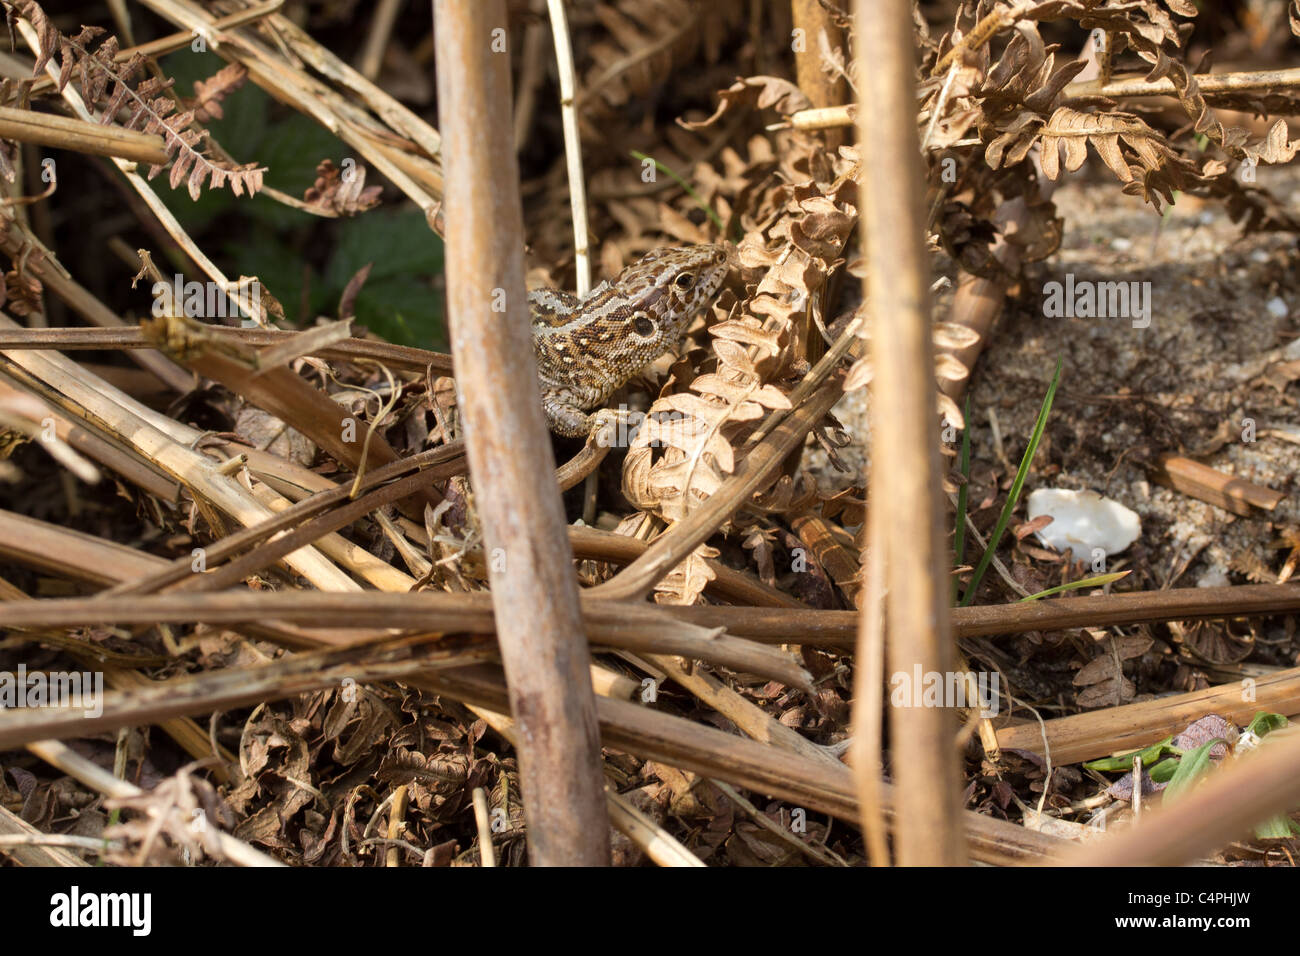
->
[529,244,730,436]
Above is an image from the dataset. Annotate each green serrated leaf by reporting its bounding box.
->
[353,276,444,348]
[247,117,353,230]
[326,209,444,287]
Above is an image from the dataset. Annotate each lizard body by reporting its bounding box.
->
[529,244,730,436]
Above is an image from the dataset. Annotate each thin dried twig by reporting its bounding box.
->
[544,0,591,294]
[25,739,283,867]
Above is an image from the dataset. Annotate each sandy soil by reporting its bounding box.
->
[813,158,1300,610]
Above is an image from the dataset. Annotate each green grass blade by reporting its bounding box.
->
[960,356,1063,607]
[1018,570,1130,602]
[630,150,727,236]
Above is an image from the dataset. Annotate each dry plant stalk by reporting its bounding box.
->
[433,0,608,866]
[852,0,963,866]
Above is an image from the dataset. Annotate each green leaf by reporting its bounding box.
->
[1084,735,1173,772]
[1252,814,1297,840]
[222,231,319,323]
[353,275,444,348]
[1245,712,1289,737]
[246,115,352,230]
[1162,738,1224,805]
[1148,756,1180,783]
[326,208,444,287]
[309,209,444,346]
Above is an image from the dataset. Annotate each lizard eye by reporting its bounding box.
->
[673,272,696,291]
[632,313,656,338]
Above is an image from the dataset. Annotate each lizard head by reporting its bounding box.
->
[604,243,730,360]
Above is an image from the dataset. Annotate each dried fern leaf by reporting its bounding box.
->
[652,541,720,605]
[10,0,265,200]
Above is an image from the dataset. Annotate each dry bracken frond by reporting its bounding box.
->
[6,0,265,200]
[653,541,720,605]
[186,62,248,124]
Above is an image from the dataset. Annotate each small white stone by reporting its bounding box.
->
[1110,237,1132,252]
[1250,249,1270,263]
[1266,297,1289,319]
[1027,489,1141,558]
[1197,568,1230,588]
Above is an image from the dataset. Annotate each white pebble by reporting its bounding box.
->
[1197,568,1230,588]
[1266,297,1289,319]
[1027,489,1141,558]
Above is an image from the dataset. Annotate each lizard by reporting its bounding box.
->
[529,243,731,437]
